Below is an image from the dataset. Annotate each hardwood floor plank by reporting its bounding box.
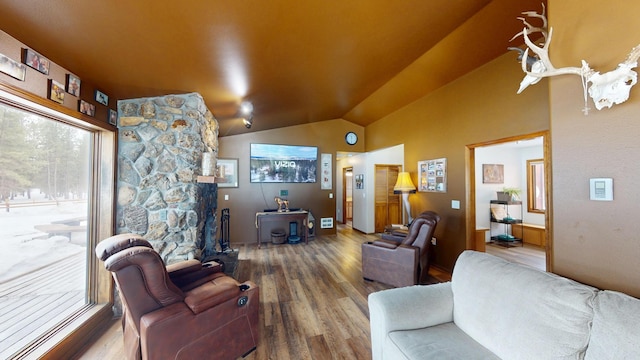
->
[260,324,289,360]
[347,334,373,360]
[273,264,293,303]
[306,334,332,360]
[313,306,355,359]
[279,301,312,359]
[260,273,278,304]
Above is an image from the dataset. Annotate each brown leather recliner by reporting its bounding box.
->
[381,211,441,242]
[362,215,438,287]
[96,234,259,360]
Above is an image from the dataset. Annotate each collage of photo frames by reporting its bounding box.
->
[0,47,117,126]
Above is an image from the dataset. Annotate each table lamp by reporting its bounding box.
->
[393,172,417,225]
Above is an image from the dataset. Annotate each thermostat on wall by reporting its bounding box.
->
[589,178,613,201]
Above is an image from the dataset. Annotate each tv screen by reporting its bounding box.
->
[250,143,317,183]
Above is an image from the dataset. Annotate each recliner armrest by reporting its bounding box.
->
[166,259,203,276]
[368,283,454,360]
[369,239,400,249]
[380,233,405,242]
[183,274,242,314]
[168,260,223,291]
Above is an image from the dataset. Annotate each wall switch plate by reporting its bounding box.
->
[320,217,334,229]
[329,193,333,199]
[590,178,613,201]
[451,200,460,209]
[224,194,229,200]
[431,237,437,245]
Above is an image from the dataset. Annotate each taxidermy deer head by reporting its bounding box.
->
[509,4,640,114]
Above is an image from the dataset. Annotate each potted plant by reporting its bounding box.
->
[497,187,522,201]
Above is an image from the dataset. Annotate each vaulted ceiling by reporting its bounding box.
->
[0,0,544,136]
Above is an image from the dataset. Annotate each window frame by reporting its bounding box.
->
[526,158,546,214]
[0,83,116,359]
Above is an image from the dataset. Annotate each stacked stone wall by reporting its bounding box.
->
[116,93,218,264]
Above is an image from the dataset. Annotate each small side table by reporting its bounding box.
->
[255,210,309,248]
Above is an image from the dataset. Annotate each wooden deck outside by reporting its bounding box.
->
[0,251,86,359]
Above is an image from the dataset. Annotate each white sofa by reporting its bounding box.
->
[368,250,640,360]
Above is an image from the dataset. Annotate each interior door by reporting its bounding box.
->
[374,165,402,232]
[342,167,353,224]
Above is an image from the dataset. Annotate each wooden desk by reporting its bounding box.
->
[255,210,308,248]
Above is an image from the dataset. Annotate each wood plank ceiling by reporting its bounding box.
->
[0,0,545,136]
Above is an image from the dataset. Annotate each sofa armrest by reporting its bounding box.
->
[368,282,453,360]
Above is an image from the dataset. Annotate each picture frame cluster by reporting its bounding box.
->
[0,46,117,126]
[418,158,447,193]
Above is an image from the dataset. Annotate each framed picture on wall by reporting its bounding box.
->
[95,89,109,106]
[418,158,447,192]
[66,74,81,96]
[217,158,238,188]
[79,99,95,117]
[108,109,117,126]
[321,153,332,190]
[355,174,364,189]
[22,48,50,75]
[0,52,26,81]
[482,164,504,184]
[48,79,65,104]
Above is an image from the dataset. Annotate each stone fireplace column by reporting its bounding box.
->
[115,93,219,264]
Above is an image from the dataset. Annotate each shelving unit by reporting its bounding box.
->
[489,200,523,247]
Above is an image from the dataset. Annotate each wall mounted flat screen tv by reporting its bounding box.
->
[250,143,317,183]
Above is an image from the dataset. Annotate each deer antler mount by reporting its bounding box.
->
[510,4,640,114]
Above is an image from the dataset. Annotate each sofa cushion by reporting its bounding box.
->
[585,290,640,359]
[451,251,598,360]
[386,322,500,360]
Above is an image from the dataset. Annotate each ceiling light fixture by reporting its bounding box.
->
[240,101,254,128]
[239,101,253,115]
[242,115,253,128]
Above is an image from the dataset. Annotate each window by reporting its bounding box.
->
[0,86,116,359]
[527,159,545,213]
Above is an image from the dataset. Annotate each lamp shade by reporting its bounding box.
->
[393,172,416,193]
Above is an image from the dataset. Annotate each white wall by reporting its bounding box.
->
[475,140,544,240]
[336,144,404,234]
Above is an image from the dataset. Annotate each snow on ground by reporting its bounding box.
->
[0,194,87,283]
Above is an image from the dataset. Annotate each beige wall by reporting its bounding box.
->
[218,119,364,245]
[366,53,550,270]
[549,0,640,297]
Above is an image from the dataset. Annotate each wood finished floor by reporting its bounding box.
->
[74,226,544,359]
[485,242,546,271]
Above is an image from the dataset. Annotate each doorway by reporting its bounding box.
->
[374,165,402,233]
[342,167,353,227]
[467,131,551,271]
